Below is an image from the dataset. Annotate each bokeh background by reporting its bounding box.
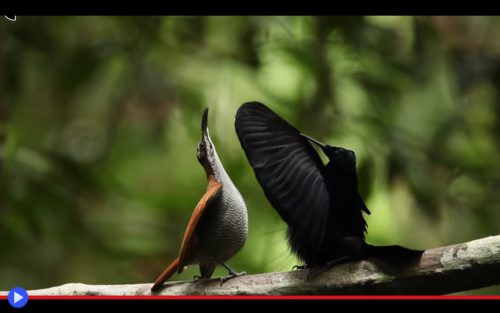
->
[1,16,500,294]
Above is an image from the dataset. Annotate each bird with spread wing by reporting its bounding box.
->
[235,102,422,271]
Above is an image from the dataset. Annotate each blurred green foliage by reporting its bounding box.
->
[1,16,500,294]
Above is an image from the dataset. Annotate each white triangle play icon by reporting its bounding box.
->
[13,292,23,304]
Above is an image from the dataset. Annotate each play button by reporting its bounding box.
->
[8,287,28,308]
[14,292,23,303]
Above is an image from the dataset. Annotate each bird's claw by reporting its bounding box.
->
[305,257,352,279]
[306,266,327,280]
[292,264,308,271]
[220,271,246,286]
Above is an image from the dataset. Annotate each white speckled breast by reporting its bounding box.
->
[195,146,248,263]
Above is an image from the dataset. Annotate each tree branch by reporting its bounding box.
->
[2,235,500,295]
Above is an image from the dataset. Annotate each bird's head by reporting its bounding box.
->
[300,133,357,168]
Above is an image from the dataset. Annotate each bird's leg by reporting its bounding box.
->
[193,275,202,280]
[306,256,351,279]
[219,262,246,286]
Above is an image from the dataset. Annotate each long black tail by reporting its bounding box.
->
[365,244,424,263]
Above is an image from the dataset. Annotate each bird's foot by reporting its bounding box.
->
[193,275,202,280]
[220,271,246,286]
[306,265,327,280]
[325,256,351,269]
[306,256,352,280]
[292,264,309,271]
[218,261,246,286]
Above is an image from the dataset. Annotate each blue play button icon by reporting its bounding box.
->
[8,287,28,308]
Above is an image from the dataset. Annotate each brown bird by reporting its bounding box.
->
[151,108,248,291]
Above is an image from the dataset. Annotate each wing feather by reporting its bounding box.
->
[235,102,330,253]
[177,180,222,270]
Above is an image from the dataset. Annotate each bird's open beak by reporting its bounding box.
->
[300,133,328,151]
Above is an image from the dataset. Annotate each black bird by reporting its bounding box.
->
[235,102,422,269]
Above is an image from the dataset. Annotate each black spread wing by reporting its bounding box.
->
[235,102,330,254]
